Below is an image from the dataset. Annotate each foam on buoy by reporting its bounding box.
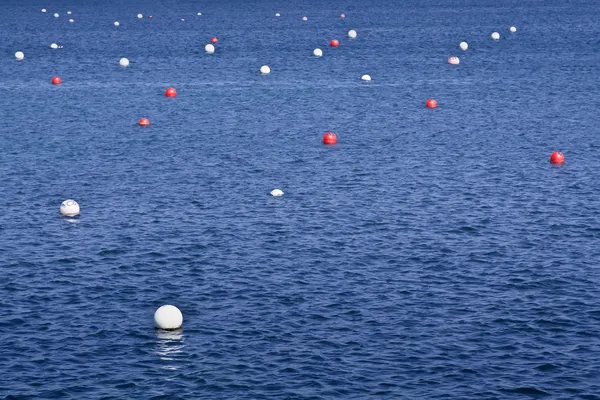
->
[348,29,357,39]
[330,39,339,47]
[426,99,437,108]
[15,51,24,60]
[323,131,337,145]
[54,13,59,17]
[270,189,284,197]
[42,8,46,12]
[154,305,183,330]
[459,41,468,51]
[448,56,460,65]
[137,13,143,19]
[120,57,129,67]
[211,37,218,43]
[491,32,500,40]
[52,76,61,85]
[313,48,323,57]
[165,87,177,97]
[138,117,150,126]
[550,151,565,165]
[260,65,271,75]
[51,43,58,49]
[60,199,80,216]
[302,16,308,21]
[205,44,215,54]
[361,74,371,81]
[114,21,120,26]
[510,26,517,33]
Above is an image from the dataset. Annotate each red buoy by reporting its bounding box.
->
[138,118,150,126]
[550,151,565,164]
[165,87,177,98]
[52,76,61,85]
[330,39,339,47]
[323,131,337,145]
[148,15,153,19]
[426,99,437,108]
[211,37,218,43]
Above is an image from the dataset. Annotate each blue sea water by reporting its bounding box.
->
[1,0,600,398]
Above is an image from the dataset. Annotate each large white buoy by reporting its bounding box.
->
[50,43,58,49]
[313,48,323,57]
[275,13,280,17]
[137,13,143,19]
[302,16,308,21]
[42,8,47,13]
[15,51,24,60]
[271,189,284,197]
[348,29,357,39]
[197,12,202,16]
[154,305,183,330]
[491,32,500,40]
[510,26,517,33]
[361,74,371,81]
[448,56,460,65]
[69,18,74,23]
[260,65,271,75]
[60,199,80,217]
[120,57,129,67]
[54,13,59,17]
[459,41,468,51]
[205,44,215,54]
[67,11,72,15]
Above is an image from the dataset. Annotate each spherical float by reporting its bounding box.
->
[15,51,24,60]
[138,118,150,126]
[270,189,284,197]
[149,16,153,19]
[550,151,565,164]
[510,26,517,33]
[54,13,59,17]
[197,12,202,16]
[340,13,345,18]
[211,37,218,43]
[302,16,308,21]
[323,131,337,145]
[361,74,371,81]
[348,29,357,39]
[260,65,271,75]
[426,99,437,108]
[459,41,468,51]
[491,32,500,40]
[275,13,280,17]
[448,56,460,65]
[69,19,74,23]
[50,43,58,49]
[313,48,323,57]
[42,8,46,12]
[154,305,183,330]
[165,87,177,97]
[60,199,80,217]
[120,57,129,67]
[67,11,72,15]
[330,39,339,47]
[205,44,215,54]
[137,13,143,19]
[114,21,120,26]
[52,76,61,85]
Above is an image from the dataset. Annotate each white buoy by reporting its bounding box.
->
[114,21,120,26]
[154,305,183,330]
[270,189,284,197]
[510,26,517,33]
[197,12,202,16]
[67,11,72,15]
[348,29,357,39]
[137,13,143,19]
[302,16,308,21]
[50,43,58,49]
[60,199,80,217]
[15,51,24,60]
[120,57,129,67]
[361,74,372,81]
[275,13,280,17]
[459,41,468,51]
[54,13,59,17]
[41,9,47,13]
[491,32,500,40]
[448,56,460,65]
[205,44,215,54]
[313,48,323,57]
[260,65,271,75]
[69,19,74,23]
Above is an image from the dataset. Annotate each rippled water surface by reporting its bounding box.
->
[2,0,600,398]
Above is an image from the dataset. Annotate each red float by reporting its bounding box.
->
[138,118,150,126]
[550,151,565,164]
[51,76,61,85]
[165,87,177,98]
[330,39,339,47]
[426,99,437,108]
[323,131,337,145]
[211,37,218,43]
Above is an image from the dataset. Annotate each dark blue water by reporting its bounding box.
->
[2,0,600,398]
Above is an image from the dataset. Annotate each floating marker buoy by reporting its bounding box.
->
[275,13,280,17]
[270,189,284,197]
[60,199,80,216]
[197,12,202,16]
[361,74,371,81]
[460,41,468,51]
[52,76,61,85]
[340,13,345,18]
[15,51,24,60]
[211,37,218,43]
[119,57,129,67]
[448,56,460,65]
[138,118,150,126]
[426,99,437,108]
[154,305,183,330]
[302,16,308,21]
[50,43,58,49]
[180,18,184,21]
[114,21,120,26]
[323,132,337,145]
[313,48,323,57]
[205,44,215,54]
[69,18,74,23]
[550,151,565,164]
[260,65,271,75]
[137,13,143,19]
[67,11,72,15]
[348,29,357,39]
[165,87,177,97]
[54,13,59,17]
[148,15,153,19]
[330,39,339,47]
[42,8,46,12]
[491,32,500,40]
[510,26,517,33]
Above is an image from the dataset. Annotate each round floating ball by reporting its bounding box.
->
[550,151,565,165]
[154,305,183,330]
[361,74,371,81]
[50,43,58,49]
[69,19,74,23]
[340,13,345,18]
[205,44,215,54]
[180,18,184,21]
[491,32,500,40]
[60,199,80,217]
[510,26,517,33]
[302,16,308,21]
[42,8,46,12]
[330,39,339,47]
[67,11,72,15]
[426,99,437,108]
[323,131,337,145]
[275,13,280,17]
[348,29,357,39]
[137,13,143,19]
[459,41,468,51]
[15,51,24,60]
[211,37,218,43]
[197,12,202,16]
[313,48,323,57]
[165,87,177,97]
[149,16,153,19]
[270,189,284,197]
[114,21,120,26]
[138,118,150,126]
[54,13,59,17]
[448,56,460,65]
[260,65,271,75]
[52,76,61,85]
[120,57,129,67]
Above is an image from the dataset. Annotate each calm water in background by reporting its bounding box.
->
[1,0,600,398]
